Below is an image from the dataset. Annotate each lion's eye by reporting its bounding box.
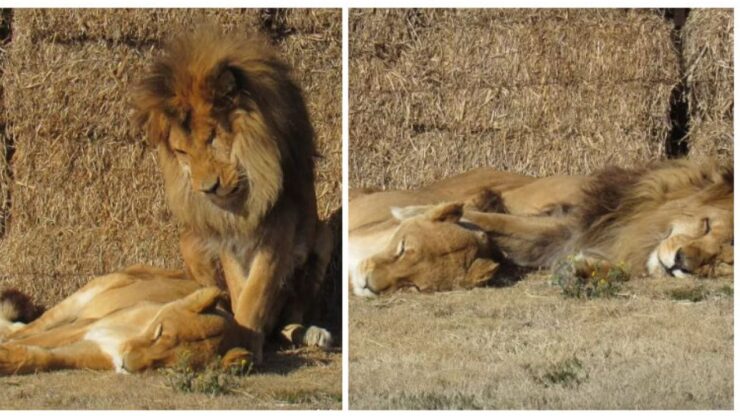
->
[702,218,711,235]
[174,148,187,156]
[206,131,216,146]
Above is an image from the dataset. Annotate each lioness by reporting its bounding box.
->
[350,160,733,296]
[133,28,333,362]
[0,265,250,375]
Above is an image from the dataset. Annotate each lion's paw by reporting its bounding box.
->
[303,326,332,350]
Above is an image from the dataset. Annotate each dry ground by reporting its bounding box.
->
[0,347,341,410]
[349,272,733,410]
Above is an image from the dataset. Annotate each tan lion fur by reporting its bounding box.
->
[0,265,252,375]
[350,159,733,296]
[133,27,332,362]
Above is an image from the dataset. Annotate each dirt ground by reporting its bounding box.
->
[349,272,733,410]
[0,347,341,410]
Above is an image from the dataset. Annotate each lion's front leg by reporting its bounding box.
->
[221,246,290,365]
[181,230,221,287]
[463,210,573,268]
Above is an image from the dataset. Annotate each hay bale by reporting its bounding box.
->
[350,9,680,189]
[0,9,340,305]
[15,9,263,44]
[682,9,733,162]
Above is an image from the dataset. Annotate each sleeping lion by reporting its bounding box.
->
[349,159,733,296]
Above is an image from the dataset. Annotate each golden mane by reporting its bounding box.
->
[578,159,733,272]
[132,27,317,235]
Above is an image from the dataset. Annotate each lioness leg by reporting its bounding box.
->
[463,210,573,267]
[7,274,134,341]
[181,230,220,287]
[0,340,113,375]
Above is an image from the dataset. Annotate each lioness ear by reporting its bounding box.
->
[426,203,464,223]
[391,205,434,221]
[179,287,224,314]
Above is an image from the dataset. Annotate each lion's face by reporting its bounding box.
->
[166,93,248,211]
[648,201,733,278]
[121,287,227,372]
[353,203,498,296]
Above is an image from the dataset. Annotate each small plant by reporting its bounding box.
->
[389,391,483,410]
[161,351,249,396]
[537,357,588,388]
[667,285,708,302]
[552,256,628,299]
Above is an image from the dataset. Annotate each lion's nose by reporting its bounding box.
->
[200,177,220,194]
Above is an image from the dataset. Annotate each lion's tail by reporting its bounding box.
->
[0,288,44,326]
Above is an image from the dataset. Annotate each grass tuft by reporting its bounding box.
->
[389,391,483,410]
[552,257,629,299]
[537,357,588,388]
[160,352,252,397]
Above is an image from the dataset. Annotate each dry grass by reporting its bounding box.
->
[683,9,733,163]
[348,8,733,410]
[350,9,679,189]
[0,9,341,307]
[349,272,733,409]
[0,347,341,410]
[0,9,341,410]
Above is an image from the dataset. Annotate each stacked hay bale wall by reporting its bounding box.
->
[350,9,681,189]
[0,9,341,305]
[682,8,733,162]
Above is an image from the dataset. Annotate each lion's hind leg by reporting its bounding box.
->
[0,340,114,375]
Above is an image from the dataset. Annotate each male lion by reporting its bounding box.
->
[133,28,333,363]
[0,265,250,375]
[350,160,733,296]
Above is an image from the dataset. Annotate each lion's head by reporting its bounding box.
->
[645,175,733,278]
[583,160,734,278]
[352,203,499,296]
[133,27,315,231]
[121,286,231,372]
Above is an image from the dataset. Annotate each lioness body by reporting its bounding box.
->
[0,265,250,375]
[349,168,587,295]
[134,29,333,361]
[350,160,733,296]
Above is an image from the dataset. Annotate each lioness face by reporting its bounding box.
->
[121,287,227,372]
[648,197,733,278]
[354,203,499,296]
[166,69,248,211]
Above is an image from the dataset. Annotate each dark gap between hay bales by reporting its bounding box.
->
[661,8,691,158]
[0,8,13,238]
[0,9,341,307]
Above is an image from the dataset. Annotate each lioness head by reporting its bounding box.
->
[353,203,498,296]
[133,28,314,218]
[121,287,228,372]
[646,176,733,278]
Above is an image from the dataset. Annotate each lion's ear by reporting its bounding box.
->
[391,205,433,221]
[216,67,238,100]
